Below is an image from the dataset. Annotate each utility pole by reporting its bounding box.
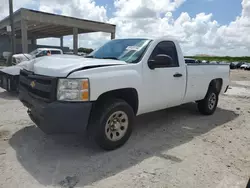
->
[9,0,16,54]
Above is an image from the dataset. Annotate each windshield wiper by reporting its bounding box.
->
[101,57,118,60]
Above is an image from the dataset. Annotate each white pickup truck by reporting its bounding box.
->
[18,37,230,150]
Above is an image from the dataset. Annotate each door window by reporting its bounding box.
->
[149,41,179,67]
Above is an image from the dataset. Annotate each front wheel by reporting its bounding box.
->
[197,88,218,115]
[88,99,135,150]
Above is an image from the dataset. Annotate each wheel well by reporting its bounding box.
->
[96,88,139,114]
[208,78,223,94]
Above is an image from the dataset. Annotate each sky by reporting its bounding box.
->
[0,0,249,56]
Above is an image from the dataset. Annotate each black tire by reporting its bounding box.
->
[197,87,218,115]
[88,99,135,150]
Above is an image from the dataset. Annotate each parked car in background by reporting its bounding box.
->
[243,63,250,70]
[28,48,63,59]
[202,60,209,63]
[185,58,202,64]
[230,62,237,69]
[185,58,197,64]
[18,37,230,150]
[11,54,31,65]
[235,62,244,69]
[4,48,63,66]
[0,48,63,92]
[210,61,220,64]
[220,61,228,64]
[240,63,248,69]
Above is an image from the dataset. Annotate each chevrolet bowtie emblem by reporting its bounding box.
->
[30,81,36,88]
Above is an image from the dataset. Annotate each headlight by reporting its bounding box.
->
[57,79,89,101]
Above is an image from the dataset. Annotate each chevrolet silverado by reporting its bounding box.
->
[18,37,230,150]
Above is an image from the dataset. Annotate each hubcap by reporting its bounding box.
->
[105,111,129,142]
[208,93,217,110]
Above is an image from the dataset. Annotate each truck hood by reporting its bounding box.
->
[24,55,127,77]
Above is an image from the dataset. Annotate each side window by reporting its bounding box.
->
[51,50,61,54]
[150,41,179,67]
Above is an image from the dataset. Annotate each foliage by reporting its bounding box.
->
[185,56,250,63]
[78,48,94,54]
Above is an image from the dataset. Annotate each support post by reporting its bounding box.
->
[60,36,64,49]
[9,0,16,54]
[73,28,78,55]
[31,38,37,45]
[111,32,115,39]
[21,20,28,53]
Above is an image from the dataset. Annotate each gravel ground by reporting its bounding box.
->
[0,70,250,188]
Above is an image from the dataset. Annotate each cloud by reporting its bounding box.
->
[39,0,108,22]
[0,0,249,56]
[114,0,185,18]
[0,0,37,20]
[109,0,250,56]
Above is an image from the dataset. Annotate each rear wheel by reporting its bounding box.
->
[88,99,135,150]
[197,87,218,115]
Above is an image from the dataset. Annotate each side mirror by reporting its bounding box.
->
[148,54,173,69]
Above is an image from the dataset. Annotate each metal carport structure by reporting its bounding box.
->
[0,8,116,54]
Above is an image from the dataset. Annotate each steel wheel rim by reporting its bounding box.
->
[208,93,216,110]
[105,111,129,142]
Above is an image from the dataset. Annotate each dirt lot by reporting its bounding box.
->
[0,70,249,188]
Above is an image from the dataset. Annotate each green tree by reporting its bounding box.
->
[78,48,94,54]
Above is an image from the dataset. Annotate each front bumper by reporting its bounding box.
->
[19,86,93,134]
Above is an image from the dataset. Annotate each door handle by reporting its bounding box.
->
[173,73,183,77]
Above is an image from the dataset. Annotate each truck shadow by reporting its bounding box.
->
[9,103,238,187]
[0,90,18,100]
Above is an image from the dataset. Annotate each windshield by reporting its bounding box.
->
[87,39,152,63]
[29,49,41,56]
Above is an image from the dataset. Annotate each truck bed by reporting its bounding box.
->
[183,63,230,103]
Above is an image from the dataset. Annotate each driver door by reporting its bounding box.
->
[141,41,186,113]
